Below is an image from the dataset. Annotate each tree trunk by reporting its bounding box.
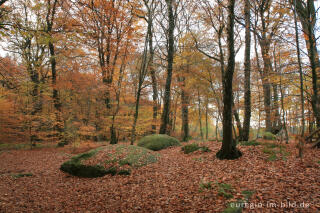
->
[272,83,281,131]
[147,11,158,133]
[242,0,251,141]
[180,76,189,141]
[215,115,219,140]
[292,0,320,127]
[131,35,148,144]
[216,0,242,160]
[233,101,243,141]
[276,47,289,144]
[260,44,273,132]
[197,88,204,140]
[205,99,209,140]
[159,0,175,134]
[46,0,63,143]
[131,88,142,145]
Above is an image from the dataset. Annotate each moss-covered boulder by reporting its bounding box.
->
[137,134,180,151]
[263,132,276,140]
[60,145,159,178]
[181,143,212,154]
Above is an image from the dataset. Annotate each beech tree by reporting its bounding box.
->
[216,0,242,160]
[159,0,175,134]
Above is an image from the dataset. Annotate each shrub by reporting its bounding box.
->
[263,132,276,140]
[182,143,200,154]
[137,134,180,151]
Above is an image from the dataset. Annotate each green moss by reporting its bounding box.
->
[200,146,211,152]
[267,153,278,161]
[241,190,254,199]
[262,147,274,154]
[223,201,243,213]
[60,147,105,178]
[182,143,211,154]
[182,143,200,154]
[263,132,276,140]
[199,181,213,192]
[60,161,107,178]
[0,143,46,151]
[12,173,33,178]
[71,148,102,162]
[111,145,159,168]
[105,166,118,176]
[216,182,234,199]
[60,145,158,178]
[118,169,131,176]
[239,140,261,146]
[137,134,180,151]
[223,190,255,213]
[57,142,67,147]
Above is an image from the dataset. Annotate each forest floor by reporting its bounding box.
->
[0,139,319,213]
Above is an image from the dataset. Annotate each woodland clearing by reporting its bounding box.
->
[0,140,319,213]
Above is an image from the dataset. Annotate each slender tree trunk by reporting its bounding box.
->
[233,101,243,141]
[205,99,209,140]
[276,47,289,144]
[216,0,242,160]
[172,94,179,133]
[159,0,175,134]
[146,10,158,133]
[215,115,219,140]
[131,37,148,144]
[131,88,142,144]
[293,0,305,136]
[242,0,251,141]
[260,45,273,132]
[180,76,189,141]
[257,90,261,139]
[197,88,204,140]
[272,83,281,130]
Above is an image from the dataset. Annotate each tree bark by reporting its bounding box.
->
[293,0,305,136]
[292,0,320,127]
[216,0,242,160]
[197,88,204,140]
[159,0,175,134]
[205,98,209,140]
[46,0,63,143]
[146,4,158,133]
[242,0,251,141]
[180,76,189,141]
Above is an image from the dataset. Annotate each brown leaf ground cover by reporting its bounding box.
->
[0,140,319,213]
